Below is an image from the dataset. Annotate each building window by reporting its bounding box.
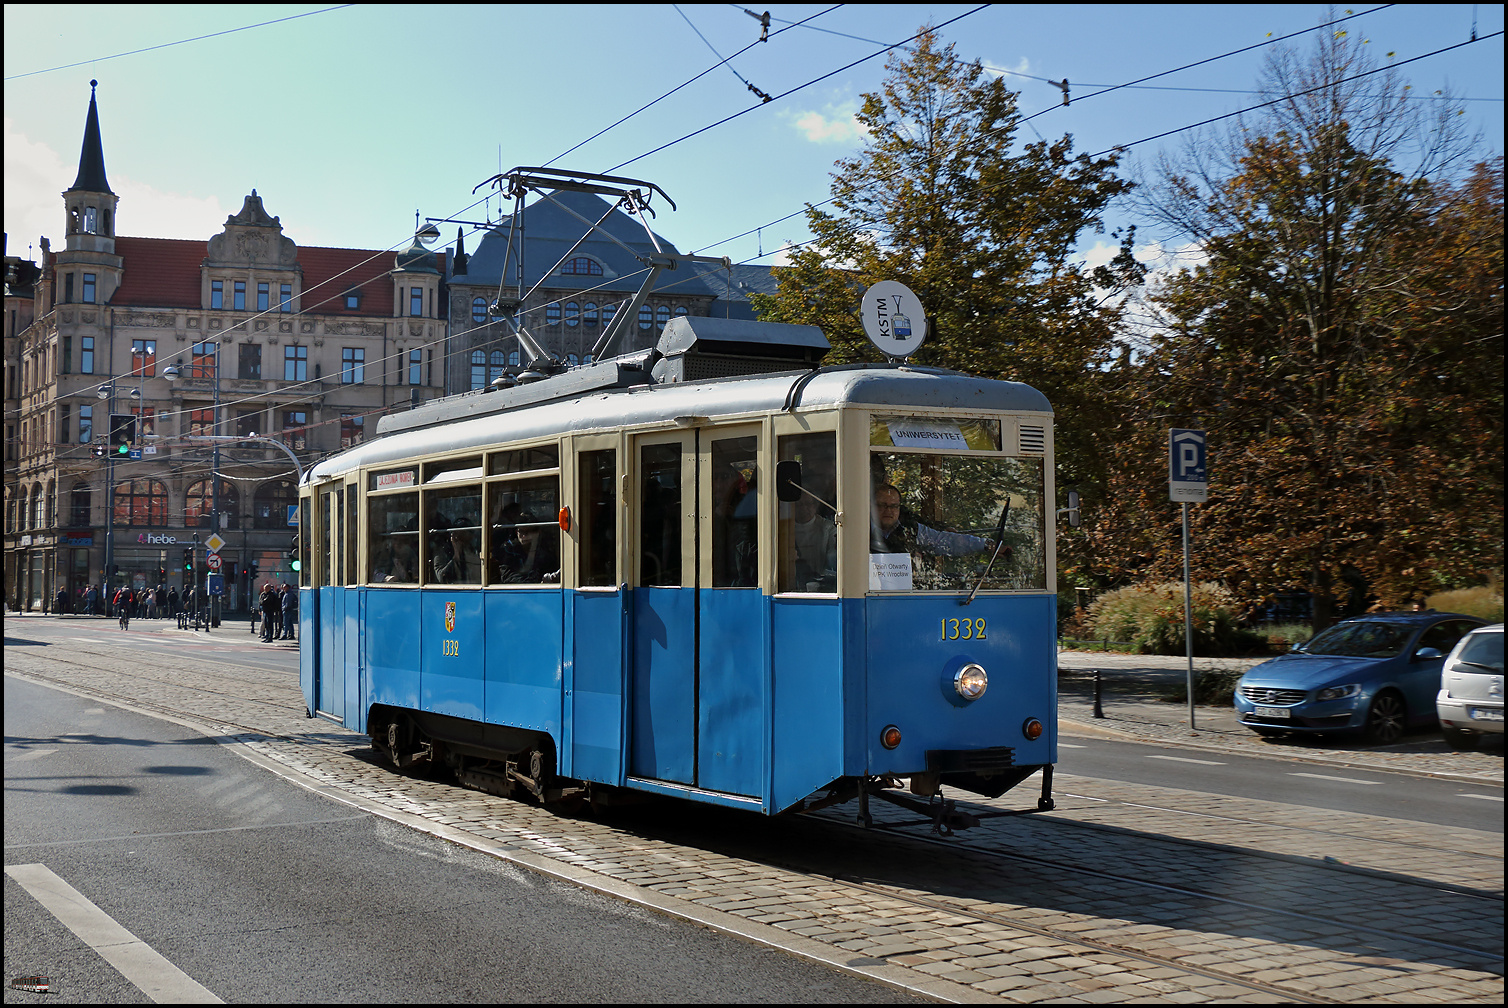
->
[257,282,270,311]
[280,283,292,312]
[545,302,561,327]
[131,406,156,440]
[565,302,579,328]
[236,410,261,438]
[638,305,653,331]
[82,273,96,304]
[408,349,423,385]
[284,345,307,381]
[59,403,71,444]
[281,410,307,450]
[470,350,486,390]
[566,354,579,366]
[489,350,506,386]
[79,405,93,443]
[211,280,224,309]
[185,479,238,530]
[341,413,365,448]
[472,297,488,324]
[63,273,74,304]
[344,291,360,310]
[188,404,215,437]
[341,347,364,384]
[253,479,297,529]
[131,340,156,378]
[234,281,246,310]
[560,257,603,276]
[410,286,425,317]
[239,343,261,380]
[602,302,617,329]
[508,350,520,366]
[81,336,94,374]
[113,478,169,527]
[189,341,216,379]
[656,304,671,328]
[70,483,92,527]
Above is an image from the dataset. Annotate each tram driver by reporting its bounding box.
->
[870,483,1006,559]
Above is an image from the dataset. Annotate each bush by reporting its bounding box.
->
[1425,586,1503,623]
[1160,667,1245,706]
[1084,582,1266,657]
[1264,623,1313,648]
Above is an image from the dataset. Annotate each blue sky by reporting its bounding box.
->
[5,4,1502,275]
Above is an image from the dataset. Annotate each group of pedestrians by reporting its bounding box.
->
[105,584,185,628]
[256,582,297,642]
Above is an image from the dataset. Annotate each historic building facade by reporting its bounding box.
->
[4,84,448,612]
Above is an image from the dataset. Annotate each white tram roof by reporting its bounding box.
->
[308,365,1051,484]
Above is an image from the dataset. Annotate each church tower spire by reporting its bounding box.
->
[63,80,119,252]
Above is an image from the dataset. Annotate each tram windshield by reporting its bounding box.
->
[869,447,1046,593]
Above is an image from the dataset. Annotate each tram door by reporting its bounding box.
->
[630,426,764,796]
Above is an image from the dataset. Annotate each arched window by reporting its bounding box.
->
[638,305,653,331]
[113,479,169,527]
[508,350,520,366]
[560,257,603,276]
[656,305,671,329]
[674,306,688,319]
[29,484,43,530]
[564,302,579,328]
[185,479,240,530]
[254,479,298,530]
[69,483,92,527]
[566,354,579,366]
[470,350,486,390]
[545,302,561,327]
[489,350,507,385]
[584,302,598,329]
[602,302,617,327]
[472,297,488,324]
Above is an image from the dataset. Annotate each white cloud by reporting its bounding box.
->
[787,104,868,145]
[4,118,229,252]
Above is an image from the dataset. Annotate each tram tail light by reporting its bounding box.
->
[559,506,571,531]
[1022,718,1044,741]
[881,725,902,750]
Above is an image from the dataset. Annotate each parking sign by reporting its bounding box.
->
[1169,429,1208,502]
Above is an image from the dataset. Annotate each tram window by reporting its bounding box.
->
[710,436,758,588]
[639,442,683,587]
[346,486,360,585]
[369,491,419,583]
[870,415,1002,452]
[578,450,617,587]
[424,485,483,585]
[777,432,837,593]
[489,445,559,475]
[869,452,1045,592]
[424,455,483,484]
[486,476,560,584]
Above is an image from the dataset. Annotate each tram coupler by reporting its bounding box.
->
[866,783,980,834]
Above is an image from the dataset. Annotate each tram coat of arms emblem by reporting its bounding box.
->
[445,601,456,633]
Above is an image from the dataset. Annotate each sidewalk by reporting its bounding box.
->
[1057,648,1503,783]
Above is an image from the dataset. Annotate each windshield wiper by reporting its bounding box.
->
[961,499,1011,607]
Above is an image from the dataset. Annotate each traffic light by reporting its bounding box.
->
[286,535,301,573]
[158,567,167,582]
[249,563,259,578]
[109,413,136,456]
[182,548,194,573]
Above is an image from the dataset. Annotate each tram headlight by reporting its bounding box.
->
[953,663,988,701]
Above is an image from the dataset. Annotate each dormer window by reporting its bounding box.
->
[560,257,603,276]
[344,291,360,310]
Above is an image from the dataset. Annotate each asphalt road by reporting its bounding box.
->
[4,674,924,1004]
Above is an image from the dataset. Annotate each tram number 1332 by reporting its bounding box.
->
[442,639,460,656]
[942,618,987,641]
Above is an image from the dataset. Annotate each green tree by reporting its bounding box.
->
[1097,29,1503,625]
[751,28,1142,492]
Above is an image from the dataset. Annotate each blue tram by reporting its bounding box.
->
[298,314,1059,829]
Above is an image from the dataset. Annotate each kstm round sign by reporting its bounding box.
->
[860,280,927,360]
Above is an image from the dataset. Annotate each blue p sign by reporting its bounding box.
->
[1169,429,1208,502]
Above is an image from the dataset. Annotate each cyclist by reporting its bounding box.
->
[114,586,132,629]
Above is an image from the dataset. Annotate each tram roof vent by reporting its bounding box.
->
[651,316,828,384]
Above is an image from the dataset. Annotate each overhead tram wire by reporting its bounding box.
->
[673,4,774,103]
[543,5,842,168]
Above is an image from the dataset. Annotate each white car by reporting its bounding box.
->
[1436,623,1504,747]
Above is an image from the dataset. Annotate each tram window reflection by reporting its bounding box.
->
[369,491,419,583]
[777,432,836,593]
[710,437,757,588]
[578,450,617,587]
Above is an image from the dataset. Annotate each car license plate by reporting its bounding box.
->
[1254,706,1291,718]
[1468,708,1504,722]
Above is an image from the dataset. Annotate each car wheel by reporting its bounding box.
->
[1441,724,1479,749]
[1364,692,1406,745]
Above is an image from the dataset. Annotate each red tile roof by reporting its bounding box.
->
[106,237,441,318]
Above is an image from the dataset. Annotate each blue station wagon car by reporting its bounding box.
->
[1235,612,1486,744]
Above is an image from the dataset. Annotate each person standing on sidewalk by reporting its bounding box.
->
[279,582,297,640]
[259,582,281,641]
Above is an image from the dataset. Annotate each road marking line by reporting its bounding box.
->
[1144,754,1225,765]
[1458,793,1504,802]
[5,748,57,762]
[1289,772,1384,785]
[4,863,223,1004]
[1058,743,1086,748]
